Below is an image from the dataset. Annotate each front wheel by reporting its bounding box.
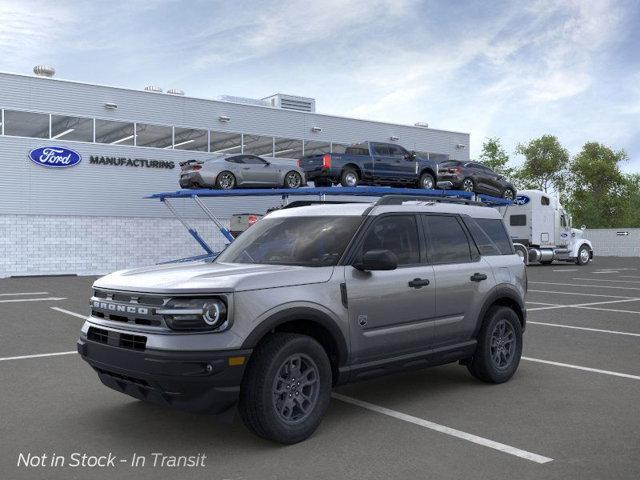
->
[576,245,591,265]
[462,178,475,192]
[238,333,332,444]
[467,306,522,383]
[284,171,303,189]
[502,188,516,200]
[419,172,435,190]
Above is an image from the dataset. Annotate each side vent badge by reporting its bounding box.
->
[358,314,368,327]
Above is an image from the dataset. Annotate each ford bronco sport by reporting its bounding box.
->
[78,196,526,444]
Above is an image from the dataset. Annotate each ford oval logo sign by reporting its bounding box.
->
[28,146,82,168]
[514,195,530,206]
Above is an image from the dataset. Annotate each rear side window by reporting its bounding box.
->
[468,218,514,255]
[361,215,420,266]
[510,215,526,226]
[372,144,390,156]
[423,215,472,264]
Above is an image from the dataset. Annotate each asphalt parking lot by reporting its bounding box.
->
[1,257,640,480]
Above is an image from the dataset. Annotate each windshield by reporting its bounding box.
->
[216,216,363,267]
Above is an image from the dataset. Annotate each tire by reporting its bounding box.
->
[502,188,516,200]
[462,178,475,192]
[340,168,359,187]
[419,172,435,190]
[576,245,591,265]
[314,178,332,187]
[467,306,522,384]
[215,171,236,190]
[284,171,303,189]
[238,333,332,444]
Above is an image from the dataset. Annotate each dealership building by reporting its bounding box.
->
[0,68,470,277]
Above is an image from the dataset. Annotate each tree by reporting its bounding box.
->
[479,137,514,177]
[515,135,569,193]
[566,142,628,228]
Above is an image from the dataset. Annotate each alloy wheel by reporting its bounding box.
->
[462,179,474,192]
[344,172,358,187]
[272,353,320,425]
[503,189,515,200]
[218,172,235,189]
[490,319,516,369]
[421,176,434,189]
[286,172,301,188]
[580,247,590,263]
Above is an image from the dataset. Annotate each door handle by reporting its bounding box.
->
[242,167,250,170]
[470,273,488,282]
[408,278,430,288]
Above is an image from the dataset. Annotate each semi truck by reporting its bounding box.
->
[501,189,593,265]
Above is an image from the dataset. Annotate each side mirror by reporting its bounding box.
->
[581,225,586,230]
[404,152,416,160]
[264,161,271,166]
[354,249,398,271]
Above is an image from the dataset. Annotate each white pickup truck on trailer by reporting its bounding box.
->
[501,189,593,265]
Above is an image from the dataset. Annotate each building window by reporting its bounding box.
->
[3,110,50,139]
[273,137,303,159]
[173,127,208,151]
[50,115,94,142]
[303,140,331,156]
[210,131,242,154]
[135,123,173,149]
[95,119,135,145]
[243,134,274,156]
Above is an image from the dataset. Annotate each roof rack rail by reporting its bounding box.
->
[373,194,484,206]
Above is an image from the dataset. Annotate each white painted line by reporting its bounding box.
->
[527,297,640,312]
[526,301,560,306]
[529,289,638,299]
[0,351,76,362]
[618,275,640,279]
[0,291,49,296]
[552,269,578,272]
[528,321,640,337]
[573,277,640,285]
[522,357,640,381]
[51,307,87,319]
[593,270,619,274]
[530,281,640,291]
[332,393,553,464]
[527,305,567,312]
[0,296,67,304]
[574,306,640,315]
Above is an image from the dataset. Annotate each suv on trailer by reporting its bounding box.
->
[78,197,527,444]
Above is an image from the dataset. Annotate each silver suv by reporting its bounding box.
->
[78,196,527,444]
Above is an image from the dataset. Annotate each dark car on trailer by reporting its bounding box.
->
[438,160,516,200]
[298,141,441,190]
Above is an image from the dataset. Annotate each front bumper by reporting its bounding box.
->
[78,336,251,414]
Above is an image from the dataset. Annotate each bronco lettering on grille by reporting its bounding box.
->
[92,301,149,315]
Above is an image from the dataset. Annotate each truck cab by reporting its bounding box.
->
[502,190,593,265]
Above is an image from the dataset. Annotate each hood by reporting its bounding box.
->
[94,261,334,294]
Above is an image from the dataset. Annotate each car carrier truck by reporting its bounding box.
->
[502,189,593,265]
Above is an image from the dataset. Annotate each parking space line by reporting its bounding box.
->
[572,277,640,285]
[574,306,640,315]
[0,351,76,362]
[530,281,640,291]
[331,393,553,464]
[526,301,559,306]
[529,289,639,299]
[0,297,67,304]
[552,269,578,272]
[51,307,87,319]
[527,297,640,312]
[0,292,49,296]
[522,357,640,381]
[528,321,640,337]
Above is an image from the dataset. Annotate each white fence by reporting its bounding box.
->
[584,228,640,257]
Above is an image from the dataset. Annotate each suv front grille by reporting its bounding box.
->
[87,326,147,351]
[91,289,168,329]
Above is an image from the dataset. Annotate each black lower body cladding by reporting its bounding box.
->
[77,336,251,414]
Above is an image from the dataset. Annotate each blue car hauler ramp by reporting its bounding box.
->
[147,186,512,258]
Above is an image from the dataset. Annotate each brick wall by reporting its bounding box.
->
[583,228,640,257]
[0,214,230,277]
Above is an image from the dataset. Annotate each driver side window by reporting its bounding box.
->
[360,215,420,266]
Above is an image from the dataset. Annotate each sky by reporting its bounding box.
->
[1,0,639,171]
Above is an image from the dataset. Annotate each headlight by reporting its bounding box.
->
[158,298,229,332]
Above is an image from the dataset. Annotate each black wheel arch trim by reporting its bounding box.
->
[473,284,526,337]
[241,306,349,368]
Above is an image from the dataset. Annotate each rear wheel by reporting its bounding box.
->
[238,333,332,444]
[502,188,516,200]
[284,171,303,189]
[576,245,591,265]
[215,171,236,190]
[462,178,475,192]
[467,306,522,383]
[340,168,359,187]
[419,172,435,189]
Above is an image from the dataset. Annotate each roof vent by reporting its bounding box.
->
[414,122,429,128]
[217,95,270,107]
[262,93,316,113]
[167,88,185,96]
[144,85,163,93]
[33,65,55,78]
